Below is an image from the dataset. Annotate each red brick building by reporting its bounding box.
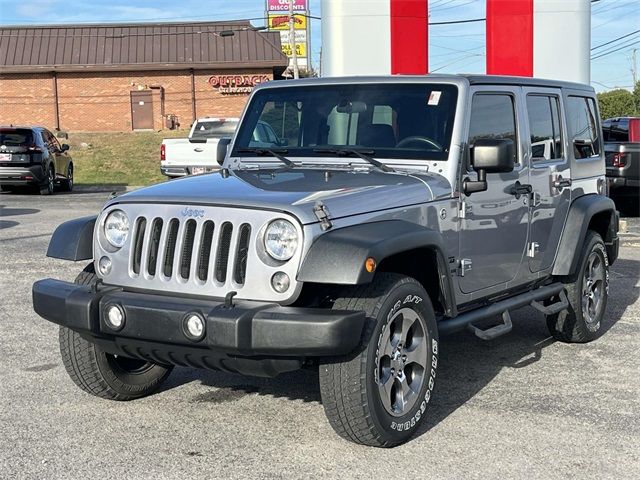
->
[0,21,288,132]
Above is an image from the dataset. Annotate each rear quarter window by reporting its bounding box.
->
[566,96,601,159]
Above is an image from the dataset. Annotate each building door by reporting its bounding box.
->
[131,91,154,130]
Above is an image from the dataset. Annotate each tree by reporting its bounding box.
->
[633,81,640,114]
[597,88,636,119]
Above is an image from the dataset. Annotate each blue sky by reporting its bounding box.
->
[0,0,637,92]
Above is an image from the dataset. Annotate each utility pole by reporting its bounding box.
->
[288,0,299,79]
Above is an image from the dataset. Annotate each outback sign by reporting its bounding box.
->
[208,75,270,94]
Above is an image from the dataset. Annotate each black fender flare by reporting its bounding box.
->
[552,194,618,276]
[298,220,457,317]
[46,215,97,261]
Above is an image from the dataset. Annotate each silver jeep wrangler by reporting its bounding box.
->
[33,75,619,447]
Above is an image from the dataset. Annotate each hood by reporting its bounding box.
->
[110,167,451,224]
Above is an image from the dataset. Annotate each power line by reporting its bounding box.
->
[429,18,485,25]
[591,30,640,51]
[591,40,640,60]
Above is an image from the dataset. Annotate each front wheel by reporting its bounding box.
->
[546,231,609,343]
[319,273,439,447]
[59,264,173,400]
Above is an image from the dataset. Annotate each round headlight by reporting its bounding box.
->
[264,219,299,261]
[103,209,130,249]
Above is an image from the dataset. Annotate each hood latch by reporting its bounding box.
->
[313,201,333,231]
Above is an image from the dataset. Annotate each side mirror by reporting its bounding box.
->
[60,144,70,152]
[217,137,232,166]
[463,138,515,195]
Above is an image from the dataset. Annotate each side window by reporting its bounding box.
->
[41,131,54,152]
[526,94,563,161]
[566,96,601,159]
[468,93,518,165]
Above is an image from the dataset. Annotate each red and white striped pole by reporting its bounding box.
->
[321,0,590,84]
[486,0,590,83]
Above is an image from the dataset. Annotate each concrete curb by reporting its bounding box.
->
[74,185,144,193]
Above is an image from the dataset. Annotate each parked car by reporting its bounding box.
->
[602,117,639,212]
[160,118,239,178]
[34,75,619,447]
[0,126,73,194]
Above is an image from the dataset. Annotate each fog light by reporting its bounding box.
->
[105,304,125,331]
[98,256,112,275]
[271,272,290,293]
[184,313,205,341]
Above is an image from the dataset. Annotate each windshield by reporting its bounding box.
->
[232,83,458,161]
[190,119,238,139]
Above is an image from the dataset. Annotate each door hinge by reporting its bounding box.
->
[313,201,333,231]
[527,242,540,258]
[530,191,542,207]
[459,200,472,219]
[459,258,473,277]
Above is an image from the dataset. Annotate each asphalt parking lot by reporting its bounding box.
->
[1,190,639,480]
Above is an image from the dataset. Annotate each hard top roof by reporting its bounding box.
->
[256,74,593,92]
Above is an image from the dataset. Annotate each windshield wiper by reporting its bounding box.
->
[235,148,294,168]
[313,148,394,173]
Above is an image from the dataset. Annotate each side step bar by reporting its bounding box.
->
[438,283,566,336]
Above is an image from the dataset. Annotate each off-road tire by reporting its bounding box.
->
[319,273,439,447]
[547,231,609,343]
[59,263,173,400]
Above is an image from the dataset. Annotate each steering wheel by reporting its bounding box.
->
[396,136,442,150]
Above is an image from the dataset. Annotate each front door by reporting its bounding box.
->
[131,91,154,130]
[523,88,572,272]
[458,87,529,294]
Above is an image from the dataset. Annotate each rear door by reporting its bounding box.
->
[42,130,66,177]
[523,88,571,273]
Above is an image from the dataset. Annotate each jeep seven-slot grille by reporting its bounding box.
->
[131,216,251,285]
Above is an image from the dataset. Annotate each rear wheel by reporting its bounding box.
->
[59,264,173,400]
[547,231,609,343]
[38,165,55,195]
[61,163,73,192]
[319,273,439,447]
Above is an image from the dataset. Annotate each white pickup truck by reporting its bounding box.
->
[160,118,239,178]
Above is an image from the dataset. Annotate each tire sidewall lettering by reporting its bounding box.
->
[371,287,438,434]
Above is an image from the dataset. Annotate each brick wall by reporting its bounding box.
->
[0,68,273,132]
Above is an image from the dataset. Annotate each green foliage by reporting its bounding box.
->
[634,81,640,114]
[597,88,637,119]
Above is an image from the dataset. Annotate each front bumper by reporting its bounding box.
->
[32,279,366,376]
[0,165,45,185]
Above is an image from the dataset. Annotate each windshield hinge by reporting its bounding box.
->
[313,201,333,231]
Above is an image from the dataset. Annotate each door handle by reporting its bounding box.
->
[510,181,533,199]
[553,177,572,189]
[194,148,204,153]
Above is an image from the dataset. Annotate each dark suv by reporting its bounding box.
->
[602,117,639,211]
[0,126,73,194]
